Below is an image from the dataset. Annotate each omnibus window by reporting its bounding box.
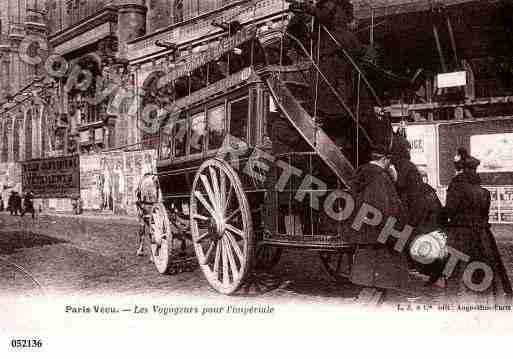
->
[207,106,226,150]
[190,112,206,154]
[173,120,188,157]
[229,97,249,144]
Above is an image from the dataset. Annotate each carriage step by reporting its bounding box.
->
[167,256,198,275]
[266,76,356,187]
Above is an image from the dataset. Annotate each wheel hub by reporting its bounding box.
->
[151,212,166,246]
[208,216,226,239]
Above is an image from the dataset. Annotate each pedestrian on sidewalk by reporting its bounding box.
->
[21,191,35,219]
[8,191,21,216]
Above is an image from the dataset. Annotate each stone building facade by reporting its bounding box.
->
[0,0,512,216]
[0,1,48,164]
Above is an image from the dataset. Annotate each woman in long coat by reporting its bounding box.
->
[391,133,444,283]
[443,148,513,303]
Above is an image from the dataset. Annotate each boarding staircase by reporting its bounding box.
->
[261,26,392,189]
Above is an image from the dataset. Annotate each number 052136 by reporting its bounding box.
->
[10,339,43,348]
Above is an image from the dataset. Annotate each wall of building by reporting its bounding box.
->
[0,0,48,167]
[146,0,238,33]
[0,0,46,101]
[46,0,109,35]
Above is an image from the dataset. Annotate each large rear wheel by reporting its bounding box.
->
[190,158,255,295]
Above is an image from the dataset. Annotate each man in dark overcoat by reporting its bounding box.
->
[8,191,21,216]
[344,124,410,305]
[21,191,35,219]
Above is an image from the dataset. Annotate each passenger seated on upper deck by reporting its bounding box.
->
[174,77,189,98]
[288,1,374,129]
[190,67,207,93]
[210,21,268,75]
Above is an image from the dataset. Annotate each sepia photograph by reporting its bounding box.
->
[1,0,513,354]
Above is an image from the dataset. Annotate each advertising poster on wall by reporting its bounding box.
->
[481,187,513,223]
[0,162,22,190]
[79,150,157,215]
[487,187,500,223]
[395,124,438,188]
[470,133,513,173]
[21,155,80,198]
[499,187,513,222]
[79,154,103,210]
[0,162,22,208]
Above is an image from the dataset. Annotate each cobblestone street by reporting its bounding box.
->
[2,212,513,306]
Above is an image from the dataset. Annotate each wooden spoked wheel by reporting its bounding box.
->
[319,250,354,283]
[190,158,254,295]
[150,202,173,274]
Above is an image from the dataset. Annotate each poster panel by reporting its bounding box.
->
[21,155,80,198]
[490,211,500,223]
[80,154,102,210]
[394,124,438,187]
[471,133,513,173]
[486,187,499,223]
[79,150,156,215]
[438,119,513,186]
[0,162,22,206]
[488,187,499,211]
[499,187,513,211]
[500,212,513,223]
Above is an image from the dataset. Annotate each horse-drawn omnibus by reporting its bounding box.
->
[138,20,414,295]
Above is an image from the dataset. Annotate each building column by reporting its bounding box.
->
[7,116,14,162]
[0,118,4,162]
[19,109,26,161]
[31,106,37,159]
[132,66,141,145]
[117,1,148,58]
[32,104,42,159]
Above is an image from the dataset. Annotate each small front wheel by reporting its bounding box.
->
[149,203,173,274]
